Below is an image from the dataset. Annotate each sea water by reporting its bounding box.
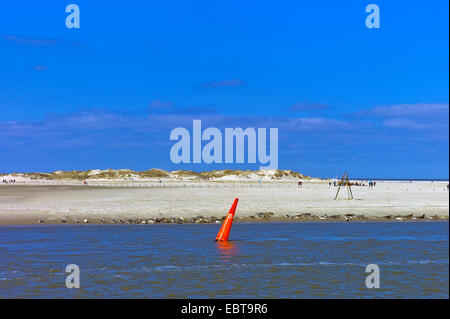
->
[0,221,448,298]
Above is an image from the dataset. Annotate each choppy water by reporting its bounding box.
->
[0,222,448,298]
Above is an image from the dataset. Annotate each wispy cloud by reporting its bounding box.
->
[200,79,247,88]
[146,100,217,115]
[147,100,175,110]
[346,103,449,131]
[382,119,446,130]
[350,103,449,119]
[166,106,218,115]
[0,108,447,175]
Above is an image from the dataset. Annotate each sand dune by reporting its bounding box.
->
[0,168,309,182]
[0,179,448,225]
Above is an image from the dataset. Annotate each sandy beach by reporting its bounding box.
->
[0,179,448,225]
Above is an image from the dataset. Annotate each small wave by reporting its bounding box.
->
[107,259,449,273]
[407,259,449,265]
[1,259,446,282]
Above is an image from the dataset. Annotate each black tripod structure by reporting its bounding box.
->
[334,172,354,200]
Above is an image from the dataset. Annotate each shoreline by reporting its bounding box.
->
[1,180,448,226]
[0,215,447,226]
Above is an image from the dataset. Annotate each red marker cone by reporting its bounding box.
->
[215,198,238,241]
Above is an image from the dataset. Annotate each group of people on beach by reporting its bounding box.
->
[328,180,376,187]
[2,179,16,184]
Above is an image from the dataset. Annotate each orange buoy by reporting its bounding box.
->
[215,198,239,241]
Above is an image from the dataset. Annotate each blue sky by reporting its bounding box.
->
[0,0,448,178]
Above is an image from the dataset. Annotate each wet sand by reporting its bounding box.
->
[0,181,448,225]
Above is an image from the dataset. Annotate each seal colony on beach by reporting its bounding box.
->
[25,212,446,226]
